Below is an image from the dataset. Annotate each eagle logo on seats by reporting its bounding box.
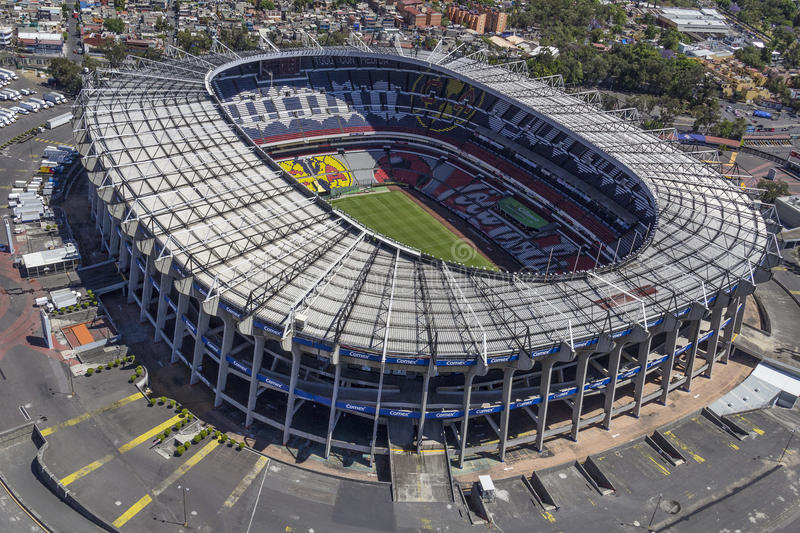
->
[411,75,484,132]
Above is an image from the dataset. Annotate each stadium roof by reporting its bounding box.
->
[75,44,779,361]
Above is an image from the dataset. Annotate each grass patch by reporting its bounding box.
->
[331,190,496,270]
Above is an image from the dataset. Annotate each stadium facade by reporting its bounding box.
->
[75,45,780,464]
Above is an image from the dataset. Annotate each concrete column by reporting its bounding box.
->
[108,222,120,258]
[535,360,555,452]
[118,236,130,271]
[153,272,171,342]
[190,307,210,385]
[720,298,739,365]
[245,335,265,428]
[602,342,625,430]
[282,344,302,445]
[324,363,342,458]
[170,291,189,363]
[570,351,592,442]
[214,317,236,408]
[682,319,702,392]
[139,254,154,323]
[127,244,141,304]
[101,206,111,244]
[632,335,654,418]
[659,328,680,405]
[369,363,388,467]
[732,297,746,335]
[703,305,724,379]
[416,370,431,453]
[458,370,476,469]
[499,367,516,461]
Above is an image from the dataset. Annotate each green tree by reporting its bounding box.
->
[219,24,257,51]
[644,24,658,40]
[177,29,212,53]
[103,18,125,34]
[102,40,128,68]
[155,17,173,33]
[757,179,789,203]
[47,57,82,94]
[735,45,766,69]
[257,0,275,9]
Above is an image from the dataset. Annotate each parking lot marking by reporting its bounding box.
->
[153,439,220,496]
[112,494,152,529]
[61,453,115,486]
[40,392,142,436]
[222,455,269,510]
[117,414,183,454]
[60,415,184,485]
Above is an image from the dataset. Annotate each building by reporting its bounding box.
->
[0,27,13,48]
[79,49,775,464]
[17,31,64,56]
[447,4,507,34]
[657,8,729,35]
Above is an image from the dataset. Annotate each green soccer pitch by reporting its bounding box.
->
[330,190,497,270]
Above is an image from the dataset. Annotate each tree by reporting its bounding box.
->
[47,57,82,94]
[735,45,766,69]
[104,18,125,34]
[644,24,658,40]
[257,0,275,9]
[115,0,125,10]
[103,40,128,68]
[757,179,789,203]
[177,29,212,53]
[219,24,257,51]
[155,17,173,33]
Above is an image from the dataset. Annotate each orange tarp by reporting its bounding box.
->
[70,324,93,346]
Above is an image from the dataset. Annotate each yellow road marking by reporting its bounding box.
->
[540,510,556,523]
[729,443,740,450]
[60,414,183,485]
[790,290,800,295]
[663,431,705,463]
[752,427,765,436]
[153,439,220,496]
[40,392,142,436]
[222,455,268,509]
[60,453,114,486]
[112,494,152,529]
[117,415,182,454]
[648,456,670,476]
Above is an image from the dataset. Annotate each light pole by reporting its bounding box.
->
[177,484,190,527]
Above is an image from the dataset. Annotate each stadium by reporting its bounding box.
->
[75,44,781,466]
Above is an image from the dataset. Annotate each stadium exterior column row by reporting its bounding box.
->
[90,178,758,460]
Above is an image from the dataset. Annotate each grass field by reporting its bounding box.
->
[331,190,496,270]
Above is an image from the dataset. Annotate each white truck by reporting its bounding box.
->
[43,92,66,104]
[20,101,39,112]
[46,112,72,129]
[6,88,21,99]
[11,105,29,115]
[0,68,19,80]
[0,109,17,122]
[30,97,52,109]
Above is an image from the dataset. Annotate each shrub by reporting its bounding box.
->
[187,414,194,422]
[149,398,156,406]
[237,442,244,451]
[180,408,188,418]
[128,375,135,383]
[114,358,121,367]
[105,362,112,369]
[127,355,135,363]
[184,440,190,448]
[175,445,185,456]
[136,365,143,374]
[86,367,94,376]
[214,431,221,439]
[163,428,171,437]
[95,366,102,373]
[158,396,166,405]
[192,435,201,444]
[91,299,98,306]
[200,429,208,438]
[167,399,174,408]
[219,434,228,443]
[135,368,143,377]
[82,301,89,309]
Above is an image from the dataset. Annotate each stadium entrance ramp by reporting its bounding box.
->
[388,419,454,503]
